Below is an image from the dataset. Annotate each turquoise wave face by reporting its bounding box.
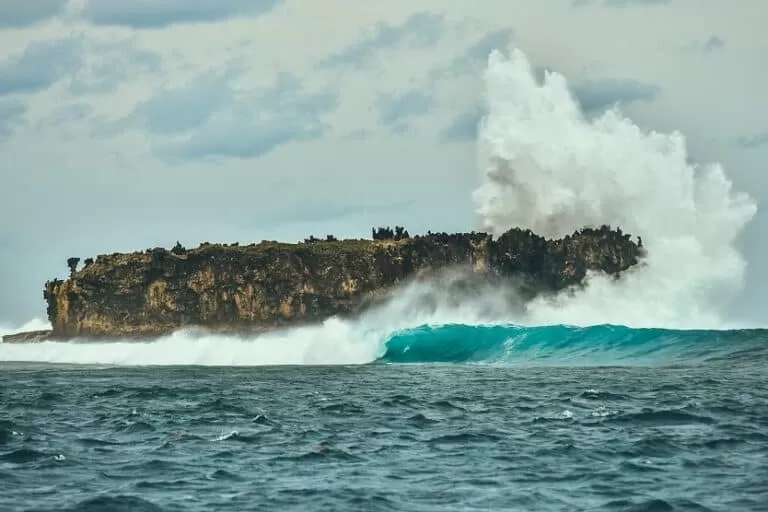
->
[380,323,768,365]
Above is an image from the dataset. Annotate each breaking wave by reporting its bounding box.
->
[1,320,766,367]
[382,323,768,365]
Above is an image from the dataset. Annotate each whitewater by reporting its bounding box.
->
[0,47,760,367]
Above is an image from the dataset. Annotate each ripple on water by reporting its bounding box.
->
[1,447,48,464]
[65,495,165,512]
[604,408,716,426]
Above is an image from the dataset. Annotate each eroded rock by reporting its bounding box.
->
[23,226,643,341]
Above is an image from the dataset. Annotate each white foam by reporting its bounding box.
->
[474,48,756,329]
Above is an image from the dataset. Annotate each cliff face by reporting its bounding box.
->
[38,227,641,340]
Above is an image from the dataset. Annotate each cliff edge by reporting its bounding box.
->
[4,226,643,342]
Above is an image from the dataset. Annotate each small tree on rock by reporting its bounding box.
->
[171,241,186,255]
[67,257,80,275]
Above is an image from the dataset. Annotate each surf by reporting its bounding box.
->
[1,321,766,367]
[381,323,768,365]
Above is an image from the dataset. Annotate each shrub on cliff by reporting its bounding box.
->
[67,257,80,275]
[372,226,410,241]
[171,241,187,255]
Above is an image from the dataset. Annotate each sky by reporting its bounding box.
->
[0,0,766,325]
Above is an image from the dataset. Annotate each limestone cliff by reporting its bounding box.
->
[7,226,642,342]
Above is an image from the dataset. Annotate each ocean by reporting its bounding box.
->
[1,324,767,511]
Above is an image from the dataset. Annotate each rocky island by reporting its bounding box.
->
[3,226,643,343]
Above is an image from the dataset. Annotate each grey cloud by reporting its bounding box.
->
[342,129,368,141]
[377,89,434,132]
[0,0,68,28]
[571,79,661,113]
[80,0,281,28]
[465,28,515,61]
[319,12,444,68]
[161,116,323,161]
[703,35,726,53]
[429,28,514,82]
[0,38,82,96]
[0,99,27,144]
[682,35,726,55]
[535,66,660,114]
[573,0,670,6]
[159,73,338,160]
[35,103,92,131]
[439,108,485,142]
[130,73,233,135]
[736,132,768,150]
[70,41,162,95]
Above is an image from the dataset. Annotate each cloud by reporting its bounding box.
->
[0,0,68,28]
[0,38,82,96]
[319,12,444,68]
[377,89,435,133]
[70,40,162,95]
[159,73,338,160]
[469,29,516,59]
[129,72,233,135]
[36,103,92,130]
[736,132,768,150]
[80,0,281,28]
[429,28,514,82]
[0,99,27,144]
[682,35,726,54]
[702,35,726,52]
[571,78,661,113]
[573,0,671,6]
[439,108,485,142]
[161,115,321,161]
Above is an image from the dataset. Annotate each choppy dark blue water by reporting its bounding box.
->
[2,323,768,511]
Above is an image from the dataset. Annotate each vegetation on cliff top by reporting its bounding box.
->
[61,224,640,276]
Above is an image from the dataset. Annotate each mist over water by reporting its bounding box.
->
[0,47,761,366]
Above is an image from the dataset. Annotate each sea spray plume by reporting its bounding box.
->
[0,317,50,339]
[473,48,757,329]
[354,266,530,328]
